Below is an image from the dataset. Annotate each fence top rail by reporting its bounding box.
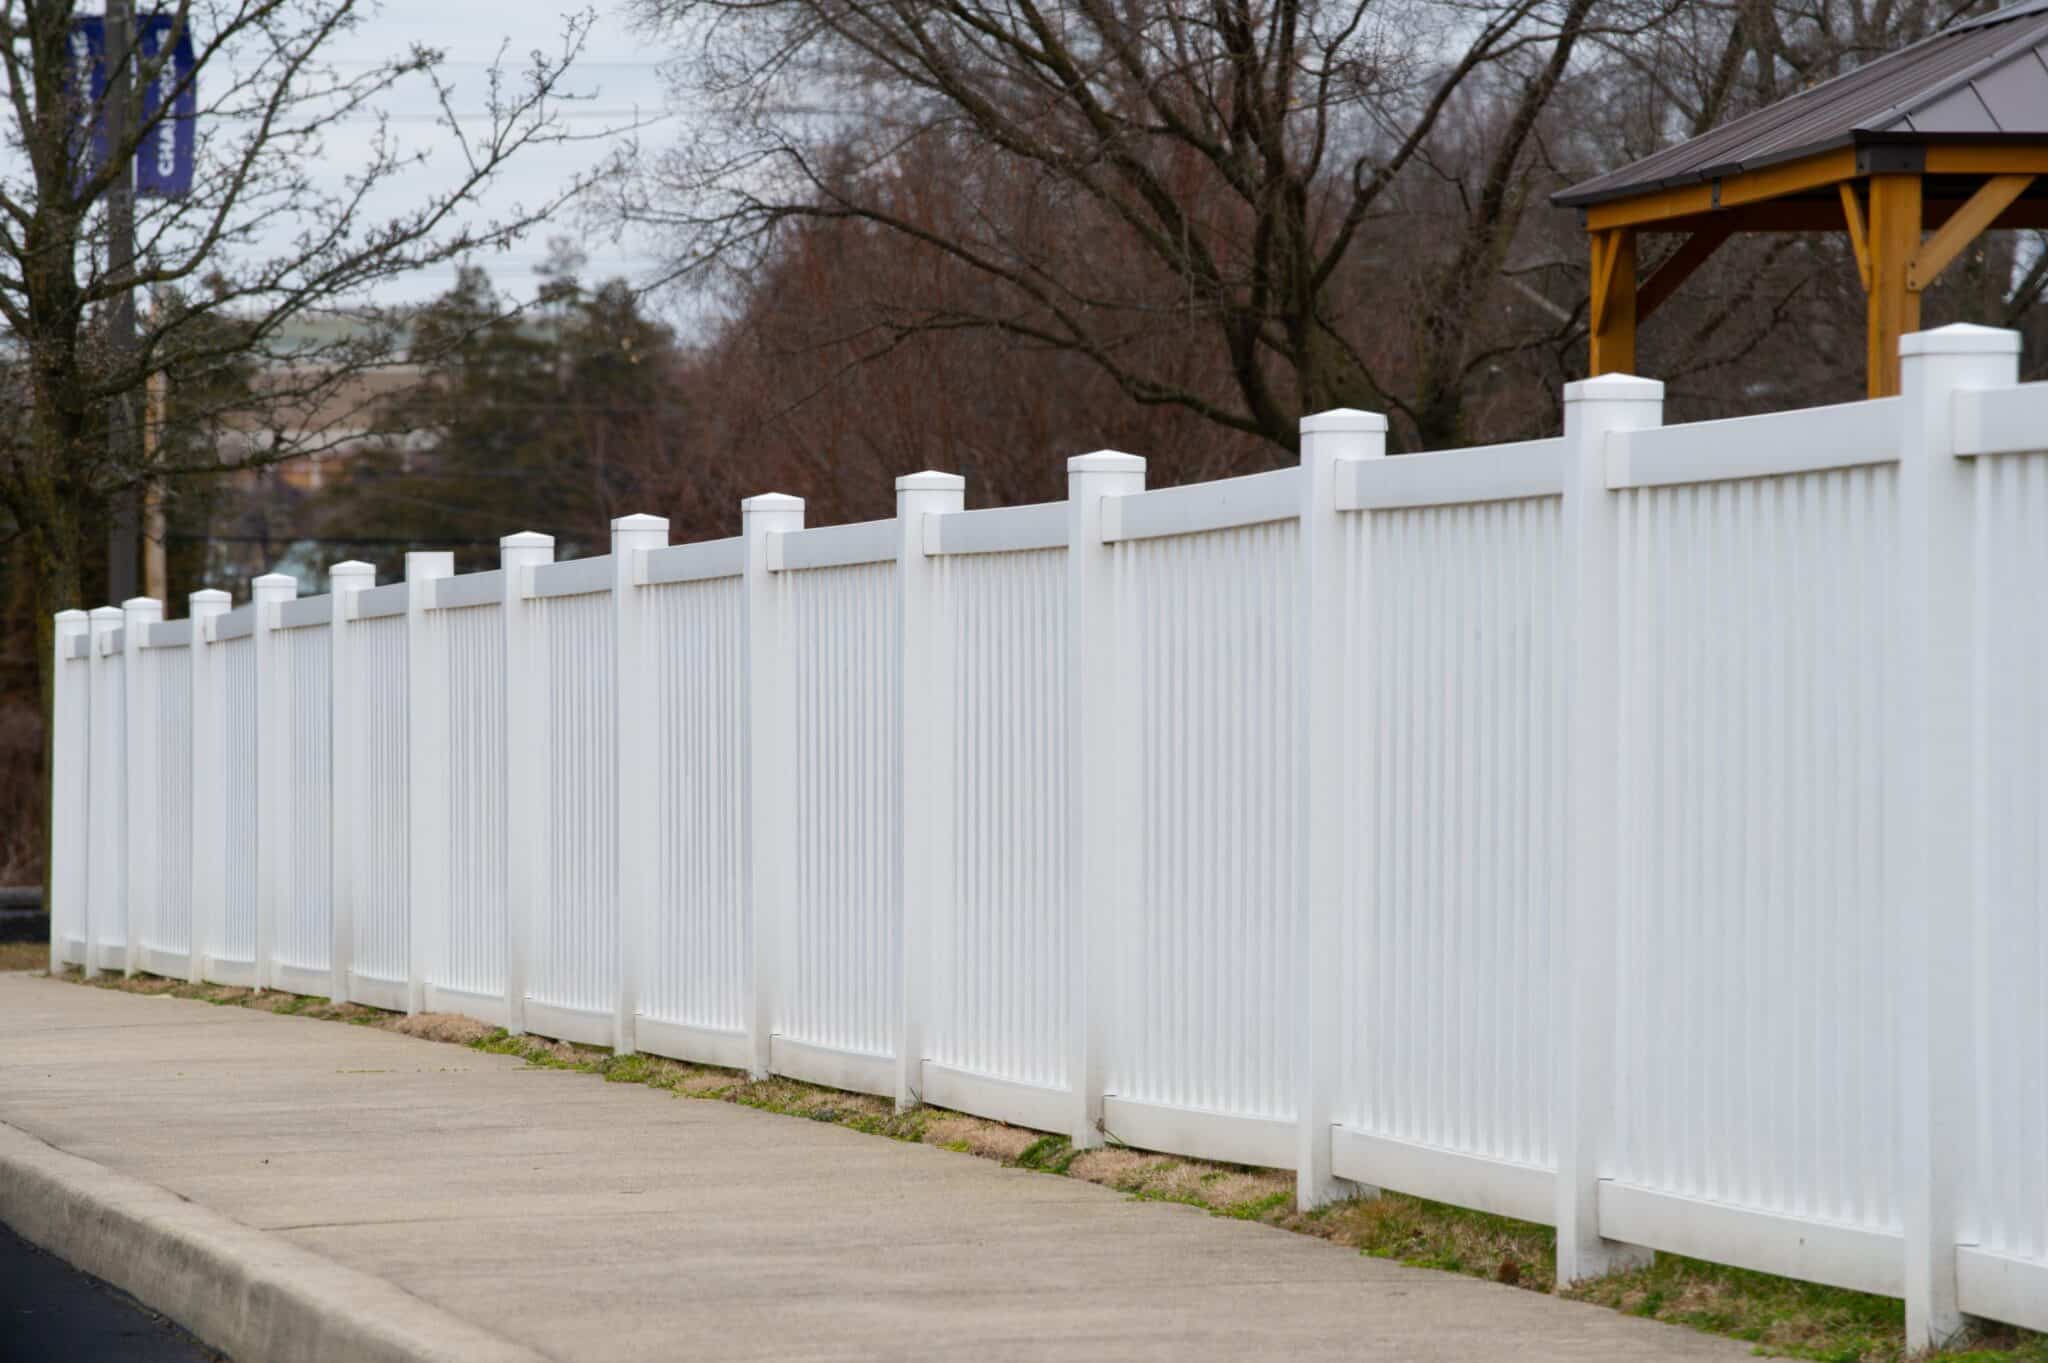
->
[1954,381,2048,459]
[352,582,410,620]
[1101,466,1298,544]
[65,634,88,660]
[433,569,504,611]
[644,536,743,586]
[215,604,255,640]
[770,518,897,573]
[278,594,331,630]
[97,625,125,655]
[144,619,192,649]
[1605,395,1901,490]
[925,500,1066,556]
[1339,437,1566,512]
[529,554,613,600]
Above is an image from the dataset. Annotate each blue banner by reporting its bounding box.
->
[66,13,197,199]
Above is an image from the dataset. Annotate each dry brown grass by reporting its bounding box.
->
[0,939,49,972]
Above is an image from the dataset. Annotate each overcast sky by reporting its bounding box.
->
[300,0,674,310]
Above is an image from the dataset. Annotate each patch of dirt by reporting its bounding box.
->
[383,1012,495,1045]
[1149,1162,1289,1210]
[1066,1147,1175,1191]
[923,1115,1042,1162]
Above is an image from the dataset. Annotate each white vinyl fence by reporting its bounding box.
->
[46,324,2048,1347]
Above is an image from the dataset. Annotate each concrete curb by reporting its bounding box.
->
[0,1120,553,1363]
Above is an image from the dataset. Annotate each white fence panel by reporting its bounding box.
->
[642,575,748,1046]
[1335,493,1564,1186]
[279,622,332,982]
[1611,465,1902,1272]
[533,587,616,1041]
[1107,516,1298,1164]
[143,641,194,962]
[929,547,1069,1096]
[347,615,409,999]
[779,556,899,1091]
[1969,445,2048,1278]
[440,602,507,1005]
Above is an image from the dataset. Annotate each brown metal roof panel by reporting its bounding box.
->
[1964,44,2048,127]
[1902,84,2001,133]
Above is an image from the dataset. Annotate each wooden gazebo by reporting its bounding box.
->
[1554,0,2048,396]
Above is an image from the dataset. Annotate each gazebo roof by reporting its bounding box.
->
[1556,0,2048,208]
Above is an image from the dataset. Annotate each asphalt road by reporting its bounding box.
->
[0,1220,222,1362]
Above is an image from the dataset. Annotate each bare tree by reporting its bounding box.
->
[0,0,606,896]
[621,0,1683,454]
[0,0,597,700]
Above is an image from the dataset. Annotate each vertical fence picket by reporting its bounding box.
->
[501,532,554,1035]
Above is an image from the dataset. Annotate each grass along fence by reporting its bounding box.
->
[47,323,2048,1350]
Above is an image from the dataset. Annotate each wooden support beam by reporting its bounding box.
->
[1840,183,1872,292]
[1867,174,1921,399]
[1589,227,1637,376]
[1583,147,1858,231]
[1637,223,1733,322]
[1650,195,2048,236]
[1909,174,2036,291]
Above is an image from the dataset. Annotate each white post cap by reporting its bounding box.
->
[896,471,965,492]
[1068,450,1145,474]
[1900,323,2021,359]
[1562,373,1664,405]
[500,530,554,549]
[1300,408,1388,434]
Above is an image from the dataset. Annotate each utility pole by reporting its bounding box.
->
[105,0,140,603]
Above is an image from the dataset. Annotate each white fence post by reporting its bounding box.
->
[613,513,669,1056]
[250,573,297,992]
[500,532,554,1036]
[120,596,162,977]
[1554,373,1662,1284]
[83,605,122,980]
[403,552,454,1015]
[188,589,230,984]
[743,493,804,1079]
[50,610,90,974]
[1896,322,2018,1349]
[328,561,376,1004]
[1295,410,1386,1209]
[1066,451,1145,1150]
[895,471,965,1111]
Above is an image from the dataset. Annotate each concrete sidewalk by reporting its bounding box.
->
[0,974,1746,1362]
